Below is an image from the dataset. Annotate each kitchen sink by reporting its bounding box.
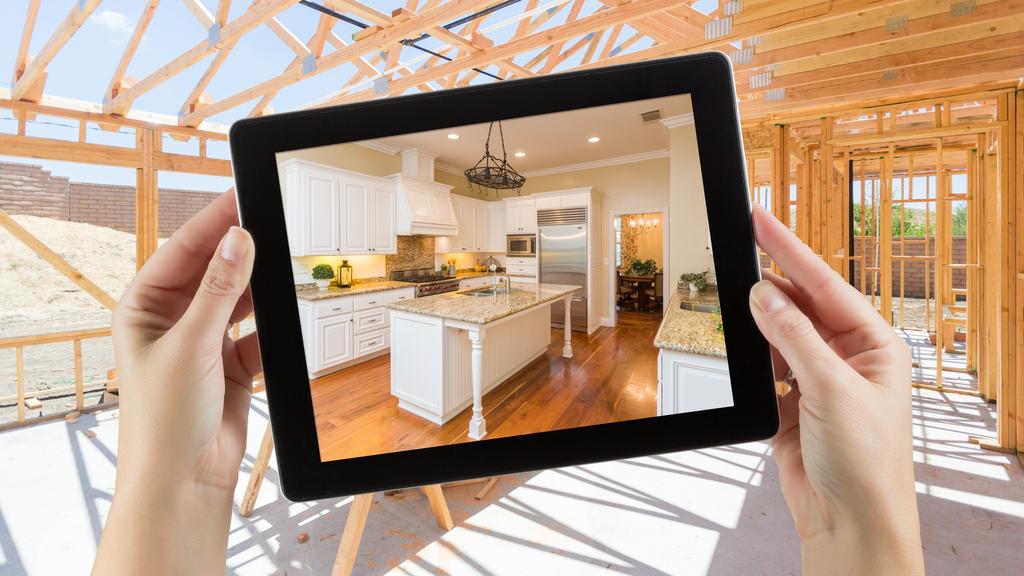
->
[464,286,511,297]
[680,301,719,313]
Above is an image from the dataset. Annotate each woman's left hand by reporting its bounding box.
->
[94,190,261,575]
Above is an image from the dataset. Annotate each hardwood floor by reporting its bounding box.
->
[312,312,662,462]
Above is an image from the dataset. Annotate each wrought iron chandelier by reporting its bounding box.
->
[464,121,526,197]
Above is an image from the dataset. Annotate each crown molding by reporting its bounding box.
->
[660,113,695,129]
[434,161,464,176]
[355,140,401,155]
[521,149,670,178]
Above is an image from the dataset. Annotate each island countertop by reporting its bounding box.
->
[654,290,726,357]
[388,283,578,324]
[295,280,415,301]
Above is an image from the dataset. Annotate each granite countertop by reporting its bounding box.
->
[454,271,498,279]
[295,280,416,301]
[388,283,578,324]
[654,290,726,357]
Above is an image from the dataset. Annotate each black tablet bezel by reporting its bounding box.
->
[230,52,778,501]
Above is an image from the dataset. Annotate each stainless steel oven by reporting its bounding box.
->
[506,233,536,257]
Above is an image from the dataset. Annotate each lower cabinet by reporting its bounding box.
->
[458,275,493,290]
[298,286,414,378]
[316,314,354,368]
[657,349,733,415]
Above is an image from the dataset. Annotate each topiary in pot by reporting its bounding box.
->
[312,264,335,290]
[679,270,709,294]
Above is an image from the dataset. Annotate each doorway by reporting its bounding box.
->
[610,210,668,326]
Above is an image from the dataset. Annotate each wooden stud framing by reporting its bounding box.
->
[12,0,102,102]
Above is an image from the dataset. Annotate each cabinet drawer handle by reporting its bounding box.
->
[332,307,343,311]
[367,318,378,323]
[367,300,378,305]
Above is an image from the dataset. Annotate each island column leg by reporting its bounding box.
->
[562,295,574,358]
[468,328,487,440]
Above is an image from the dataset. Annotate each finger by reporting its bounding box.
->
[229,287,254,325]
[233,331,263,379]
[175,227,255,349]
[752,206,882,335]
[773,384,801,444]
[762,269,836,343]
[132,190,240,292]
[749,279,855,397]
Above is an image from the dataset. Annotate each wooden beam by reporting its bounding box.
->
[740,29,1024,99]
[105,0,161,101]
[0,208,118,310]
[327,0,395,27]
[136,129,158,268]
[12,0,102,101]
[743,51,1024,117]
[179,40,239,115]
[216,0,232,27]
[13,0,41,81]
[333,494,374,575]
[326,0,681,106]
[182,0,498,124]
[265,17,311,58]
[181,0,215,28]
[105,0,297,115]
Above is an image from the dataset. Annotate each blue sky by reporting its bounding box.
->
[1,0,715,191]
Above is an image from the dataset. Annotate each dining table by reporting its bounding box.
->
[619,273,657,311]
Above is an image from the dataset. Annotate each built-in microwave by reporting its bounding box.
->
[506,233,536,257]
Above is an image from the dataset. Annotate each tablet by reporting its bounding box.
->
[230,52,778,501]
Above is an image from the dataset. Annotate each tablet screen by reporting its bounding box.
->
[274,93,732,463]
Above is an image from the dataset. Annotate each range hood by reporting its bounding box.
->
[389,148,459,236]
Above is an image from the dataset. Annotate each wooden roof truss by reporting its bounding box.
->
[4,0,1020,133]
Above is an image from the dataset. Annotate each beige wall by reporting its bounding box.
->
[620,212,665,268]
[668,123,713,291]
[517,157,670,322]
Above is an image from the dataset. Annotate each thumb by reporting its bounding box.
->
[178,226,255,347]
[748,280,852,396]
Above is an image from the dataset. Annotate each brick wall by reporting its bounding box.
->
[0,161,219,237]
[852,236,967,299]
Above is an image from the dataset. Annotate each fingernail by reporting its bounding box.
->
[221,227,246,262]
[750,280,788,313]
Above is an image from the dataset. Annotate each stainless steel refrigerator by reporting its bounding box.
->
[538,207,588,331]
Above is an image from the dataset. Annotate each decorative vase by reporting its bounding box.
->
[688,282,699,295]
[337,260,353,288]
[315,279,330,290]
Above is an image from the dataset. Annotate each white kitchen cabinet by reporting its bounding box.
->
[279,159,397,256]
[339,179,370,253]
[372,184,396,253]
[475,205,489,251]
[504,198,537,233]
[487,202,506,251]
[316,314,354,368]
[284,163,340,256]
[297,286,414,378]
[535,196,561,210]
[458,275,493,290]
[657,349,733,415]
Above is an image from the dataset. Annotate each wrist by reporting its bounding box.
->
[96,473,234,575]
[802,513,924,576]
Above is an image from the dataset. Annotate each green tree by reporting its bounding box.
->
[951,204,968,237]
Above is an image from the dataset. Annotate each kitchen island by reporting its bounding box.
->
[387,282,578,439]
[654,289,734,415]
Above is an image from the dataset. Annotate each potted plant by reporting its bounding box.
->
[312,264,334,290]
[679,270,709,295]
[627,258,659,277]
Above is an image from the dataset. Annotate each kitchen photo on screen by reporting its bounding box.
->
[274,94,733,463]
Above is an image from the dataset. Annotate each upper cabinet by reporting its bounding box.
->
[487,202,506,252]
[504,198,537,233]
[280,159,397,256]
[448,195,492,252]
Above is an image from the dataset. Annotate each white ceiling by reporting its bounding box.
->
[372,94,693,175]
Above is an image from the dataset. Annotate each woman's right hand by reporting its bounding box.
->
[748,206,925,575]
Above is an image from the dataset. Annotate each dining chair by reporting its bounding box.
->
[617,270,638,310]
[644,272,664,312]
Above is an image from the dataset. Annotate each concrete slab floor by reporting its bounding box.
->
[0,389,1021,575]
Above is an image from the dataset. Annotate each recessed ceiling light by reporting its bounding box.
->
[588,136,600,143]
[515,151,526,158]
[447,133,460,140]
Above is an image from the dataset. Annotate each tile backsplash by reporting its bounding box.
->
[385,235,435,271]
